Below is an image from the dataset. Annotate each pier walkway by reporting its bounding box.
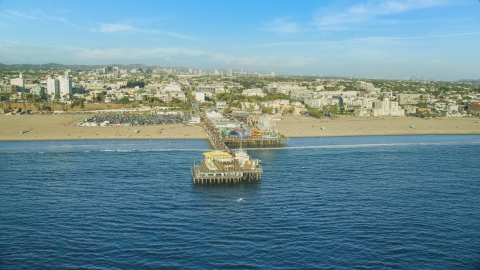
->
[203,119,230,152]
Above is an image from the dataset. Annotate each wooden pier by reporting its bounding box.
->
[194,117,289,185]
[191,151,262,185]
[224,136,288,148]
[191,167,262,184]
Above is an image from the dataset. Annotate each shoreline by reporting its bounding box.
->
[1,114,479,142]
[2,133,480,143]
[287,132,480,138]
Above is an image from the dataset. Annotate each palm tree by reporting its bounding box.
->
[331,103,339,118]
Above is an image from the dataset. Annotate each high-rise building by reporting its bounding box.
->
[47,70,72,98]
[46,76,60,97]
[103,66,113,74]
[247,69,251,75]
[57,75,72,97]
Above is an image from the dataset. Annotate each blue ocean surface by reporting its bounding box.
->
[1,135,480,269]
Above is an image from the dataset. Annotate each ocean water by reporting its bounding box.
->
[1,135,480,269]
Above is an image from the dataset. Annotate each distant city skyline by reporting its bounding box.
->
[0,0,479,80]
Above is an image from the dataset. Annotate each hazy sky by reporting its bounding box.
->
[0,0,479,80]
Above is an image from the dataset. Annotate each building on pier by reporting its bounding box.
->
[223,136,288,148]
[191,149,262,184]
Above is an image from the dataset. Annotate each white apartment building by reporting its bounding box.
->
[46,76,59,96]
[304,97,340,108]
[57,75,72,97]
[46,71,72,98]
[10,73,25,92]
[163,83,182,92]
[447,103,460,116]
[216,101,227,110]
[242,88,265,97]
[372,98,404,116]
[304,91,359,109]
[241,102,260,111]
[343,97,375,109]
[261,99,290,109]
[195,92,205,102]
[356,81,375,91]
[267,83,308,94]
[320,91,358,97]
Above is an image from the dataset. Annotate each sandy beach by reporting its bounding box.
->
[0,114,207,141]
[1,114,480,141]
[276,115,480,137]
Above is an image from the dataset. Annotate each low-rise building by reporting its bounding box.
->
[195,92,205,102]
[355,81,375,91]
[242,88,265,97]
[446,103,461,117]
[10,73,25,92]
[1,85,19,93]
[261,99,290,109]
[468,103,480,115]
[397,94,422,105]
[30,85,45,96]
[216,101,227,110]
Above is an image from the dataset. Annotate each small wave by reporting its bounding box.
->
[100,148,210,153]
[0,148,211,154]
[246,141,480,151]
